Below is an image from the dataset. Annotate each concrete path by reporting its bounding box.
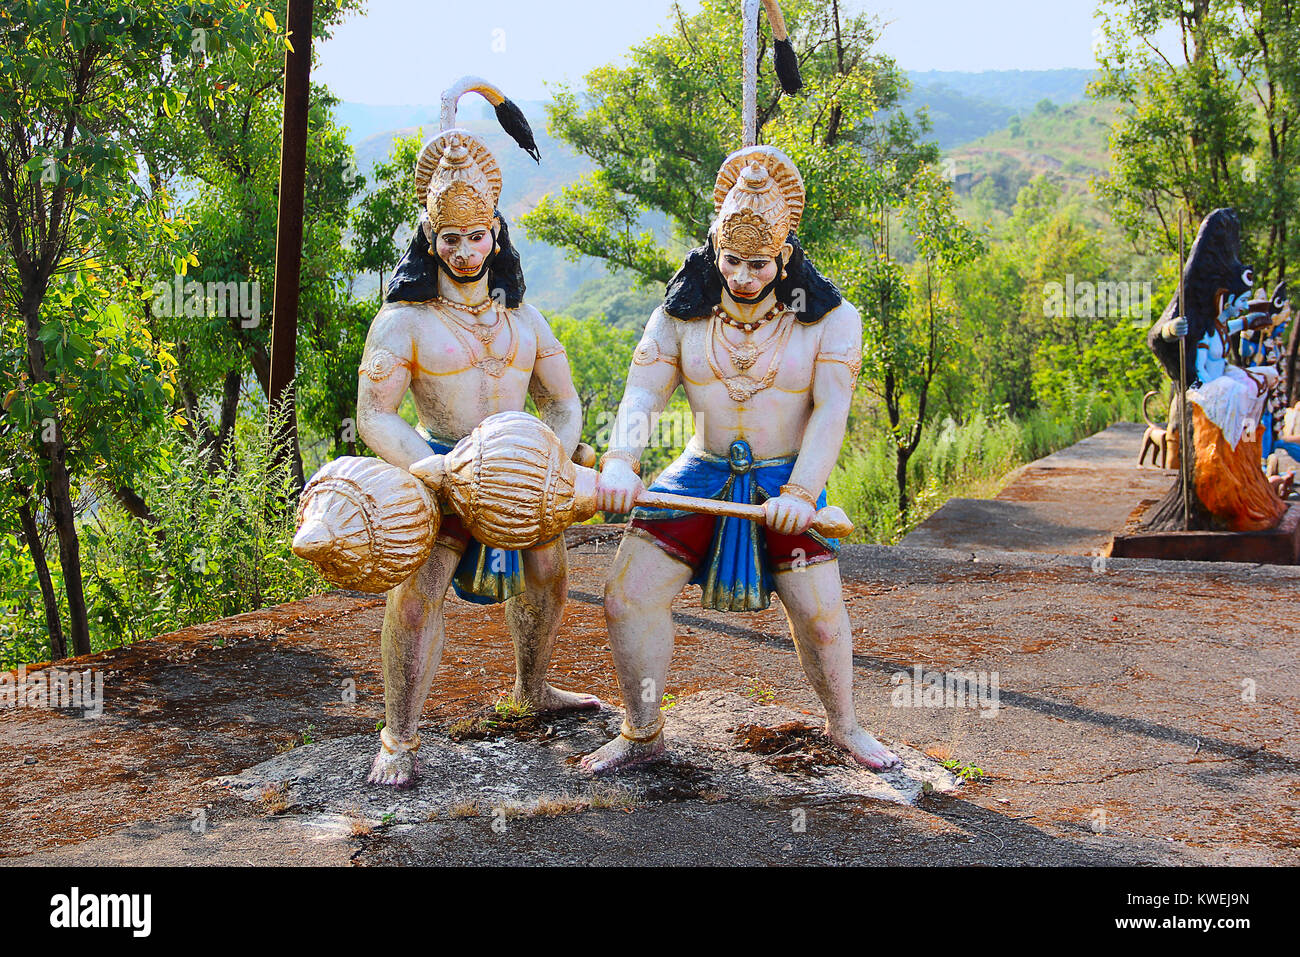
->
[901,422,1174,555]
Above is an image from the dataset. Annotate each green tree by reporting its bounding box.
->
[0,0,281,657]
[521,0,933,281]
[521,0,974,520]
[154,1,365,487]
[351,132,423,292]
[1091,0,1296,278]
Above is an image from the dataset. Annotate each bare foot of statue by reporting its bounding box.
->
[367,745,418,788]
[579,732,666,774]
[516,682,602,714]
[830,725,901,770]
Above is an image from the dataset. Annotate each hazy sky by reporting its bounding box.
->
[315,0,1111,105]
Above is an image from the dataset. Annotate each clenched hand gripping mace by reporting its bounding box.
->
[293,413,852,594]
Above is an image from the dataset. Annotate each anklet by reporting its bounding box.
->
[618,712,665,743]
[380,726,421,754]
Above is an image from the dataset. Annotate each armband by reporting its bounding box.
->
[361,349,401,382]
[633,339,679,367]
[815,351,862,378]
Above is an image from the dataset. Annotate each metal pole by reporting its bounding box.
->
[269,0,313,483]
[742,0,759,146]
[1177,210,1191,531]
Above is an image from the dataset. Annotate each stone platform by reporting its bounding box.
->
[2,535,1296,866]
[1110,501,1300,564]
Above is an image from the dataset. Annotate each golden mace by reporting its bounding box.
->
[293,411,852,592]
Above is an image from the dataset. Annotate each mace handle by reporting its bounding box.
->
[634,490,854,538]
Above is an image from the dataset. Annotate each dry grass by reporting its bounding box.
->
[447,717,487,740]
[260,782,290,814]
[343,805,372,837]
[924,744,953,762]
[587,782,641,812]
[493,801,528,821]
[448,798,481,818]
[531,793,587,817]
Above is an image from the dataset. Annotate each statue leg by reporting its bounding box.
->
[774,559,900,770]
[368,543,461,788]
[580,534,692,774]
[507,536,601,713]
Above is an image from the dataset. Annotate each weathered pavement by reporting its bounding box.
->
[2,534,1296,866]
[902,422,1175,554]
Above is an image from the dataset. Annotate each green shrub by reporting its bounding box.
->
[831,391,1144,544]
[80,406,327,652]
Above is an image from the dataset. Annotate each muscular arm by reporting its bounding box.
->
[606,306,682,459]
[524,306,582,457]
[356,305,429,471]
[789,303,862,494]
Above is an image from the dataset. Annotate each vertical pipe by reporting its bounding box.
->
[1177,210,1191,530]
[742,0,760,146]
[269,0,313,484]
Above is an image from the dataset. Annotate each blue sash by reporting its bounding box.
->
[427,438,526,605]
[630,439,836,612]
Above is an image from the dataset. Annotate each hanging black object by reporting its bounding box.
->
[773,37,802,95]
[494,97,540,163]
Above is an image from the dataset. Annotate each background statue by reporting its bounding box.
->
[1144,208,1287,532]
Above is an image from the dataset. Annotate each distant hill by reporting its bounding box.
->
[946,98,1119,225]
[901,69,1098,149]
[334,102,444,146]
[907,69,1095,112]
[337,69,1111,310]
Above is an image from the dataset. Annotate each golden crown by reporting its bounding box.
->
[712,146,805,257]
[414,129,502,231]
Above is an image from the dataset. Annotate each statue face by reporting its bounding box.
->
[716,247,779,300]
[436,226,495,278]
[1217,288,1252,320]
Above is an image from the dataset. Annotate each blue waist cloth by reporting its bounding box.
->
[630,439,837,612]
[427,438,525,605]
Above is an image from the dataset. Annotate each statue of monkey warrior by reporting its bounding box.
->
[357,77,598,788]
[584,0,901,774]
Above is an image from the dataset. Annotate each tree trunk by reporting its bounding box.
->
[22,294,92,657]
[210,368,242,470]
[14,490,66,661]
[895,447,910,522]
[111,486,154,522]
[1287,312,1299,405]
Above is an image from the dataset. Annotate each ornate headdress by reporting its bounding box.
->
[412,76,540,233]
[661,2,840,324]
[415,129,502,232]
[712,145,805,258]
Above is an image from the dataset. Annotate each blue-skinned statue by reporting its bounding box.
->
[1145,208,1287,532]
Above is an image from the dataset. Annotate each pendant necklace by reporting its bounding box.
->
[707,308,795,402]
[434,300,518,378]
